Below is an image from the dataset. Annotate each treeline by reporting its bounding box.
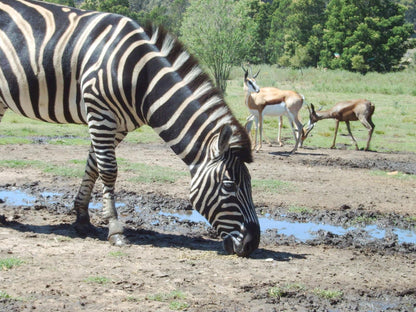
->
[45,0,415,91]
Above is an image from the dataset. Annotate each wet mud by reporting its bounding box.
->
[1,143,415,311]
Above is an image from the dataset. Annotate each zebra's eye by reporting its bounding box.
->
[222,180,237,193]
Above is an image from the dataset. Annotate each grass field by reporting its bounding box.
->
[1,66,415,153]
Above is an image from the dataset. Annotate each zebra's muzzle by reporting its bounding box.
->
[222,222,260,257]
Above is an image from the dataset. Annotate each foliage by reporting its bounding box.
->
[137,0,189,35]
[267,0,327,67]
[43,0,75,6]
[398,0,416,35]
[320,0,414,73]
[80,0,141,21]
[71,0,414,75]
[0,257,24,270]
[180,0,255,92]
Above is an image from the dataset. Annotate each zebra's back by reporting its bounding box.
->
[0,0,148,129]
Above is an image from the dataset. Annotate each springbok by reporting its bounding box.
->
[243,67,305,153]
[303,99,375,151]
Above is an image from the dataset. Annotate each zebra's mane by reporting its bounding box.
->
[143,24,253,163]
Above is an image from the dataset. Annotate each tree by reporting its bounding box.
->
[320,0,414,73]
[42,0,75,6]
[81,0,140,22]
[397,0,416,36]
[180,0,255,93]
[266,0,327,67]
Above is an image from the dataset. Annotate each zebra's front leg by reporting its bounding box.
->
[73,145,99,235]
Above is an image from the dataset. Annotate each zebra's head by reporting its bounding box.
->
[189,125,260,257]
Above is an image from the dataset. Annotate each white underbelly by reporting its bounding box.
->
[249,102,287,117]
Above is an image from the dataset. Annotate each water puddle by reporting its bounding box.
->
[159,210,416,244]
[1,188,415,245]
[0,189,37,206]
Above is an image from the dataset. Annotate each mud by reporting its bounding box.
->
[0,142,415,311]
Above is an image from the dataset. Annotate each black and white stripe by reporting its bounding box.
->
[0,0,260,256]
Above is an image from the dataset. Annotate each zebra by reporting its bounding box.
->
[0,0,260,257]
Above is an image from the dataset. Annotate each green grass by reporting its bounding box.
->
[313,288,343,300]
[0,290,12,299]
[252,179,292,193]
[0,257,24,270]
[0,157,186,182]
[84,276,111,285]
[108,251,127,258]
[370,170,416,180]
[145,290,189,311]
[288,206,312,214]
[1,66,415,154]
[268,283,305,298]
[124,161,188,184]
[0,159,85,177]
[351,216,378,225]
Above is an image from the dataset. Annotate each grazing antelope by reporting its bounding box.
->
[303,99,375,151]
[242,68,305,153]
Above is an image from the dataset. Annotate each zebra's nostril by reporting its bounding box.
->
[222,235,236,255]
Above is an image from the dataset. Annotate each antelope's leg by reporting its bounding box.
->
[286,111,302,154]
[330,120,340,149]
[257,112,264,152]
[277,116,283,146]
[345,121,358,150]
[360,117,375,151]
[290,117,303,153]
[253,115,259,150]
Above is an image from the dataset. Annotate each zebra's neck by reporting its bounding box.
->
[136,27,249,170]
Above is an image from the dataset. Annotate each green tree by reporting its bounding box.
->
[81,0,140,21]
[266,0,327,67]
[320,0,414,73]
[137,0,189,35]
[243,0,274,64]
[180,0,255,93]
[42,0,75,6]
[397,0,416,35]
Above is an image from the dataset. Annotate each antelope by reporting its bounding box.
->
[303,99,375,151]
[242,67,305,153]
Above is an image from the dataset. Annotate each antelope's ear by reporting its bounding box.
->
[218,125,232,155]
[311,103,315,111]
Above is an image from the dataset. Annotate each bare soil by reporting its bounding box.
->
[1,140,415,311]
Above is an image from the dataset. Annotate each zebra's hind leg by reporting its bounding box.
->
[94,131,128,246]
[73,131,127,246]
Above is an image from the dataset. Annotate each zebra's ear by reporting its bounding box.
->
[217,125,232,155]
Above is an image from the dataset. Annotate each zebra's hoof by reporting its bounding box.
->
[108,233,128,246]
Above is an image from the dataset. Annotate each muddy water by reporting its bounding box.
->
[1,187,415,253]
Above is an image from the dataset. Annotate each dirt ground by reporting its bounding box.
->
[0,140,415,311]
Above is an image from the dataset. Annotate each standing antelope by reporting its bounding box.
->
[0,0,260,256]
[242,68,304,153]
[303,99,375,151]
